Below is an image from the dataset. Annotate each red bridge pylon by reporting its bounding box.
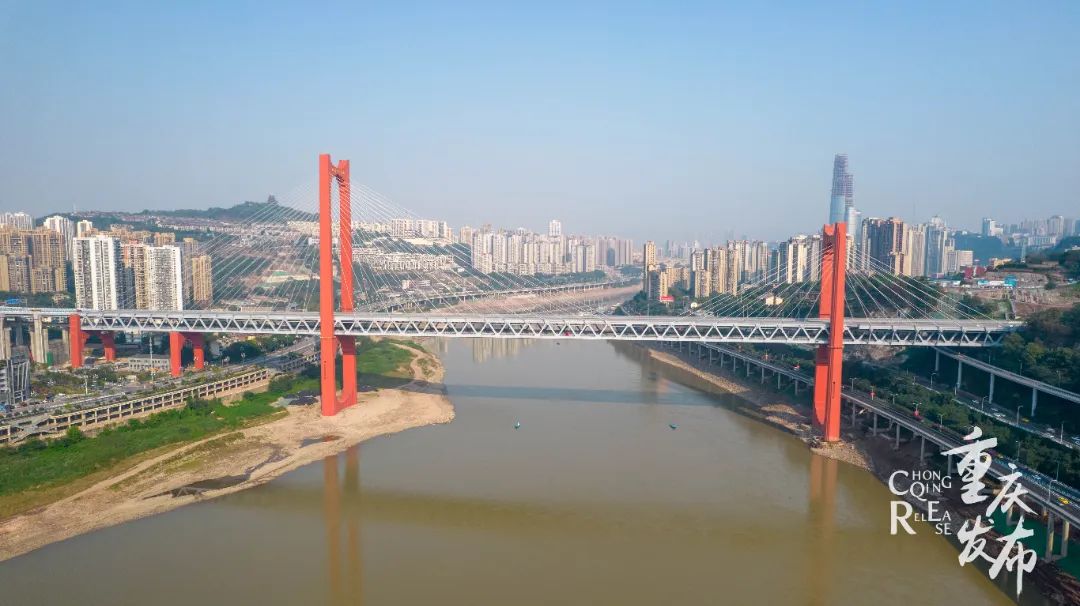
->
[813,222,847,442]
[319,153,358,416]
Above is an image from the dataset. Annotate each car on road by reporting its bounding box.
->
[993,412,1006,420]
[1059,497,1071,506]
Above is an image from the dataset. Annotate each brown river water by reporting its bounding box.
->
[0,339,1035,605]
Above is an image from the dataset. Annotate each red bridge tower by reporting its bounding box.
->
[319,154,358,416]
[813,222,848,443]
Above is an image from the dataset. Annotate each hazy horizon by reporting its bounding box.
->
[2,2,1077,242]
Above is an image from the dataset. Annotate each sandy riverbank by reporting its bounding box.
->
[0,345,454,563]
[641,345,874,471]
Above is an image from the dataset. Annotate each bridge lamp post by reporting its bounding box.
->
[938,413,944,431]
[1016,405,1022,425]
[930,372,938,388]
[1016,440,1023,461]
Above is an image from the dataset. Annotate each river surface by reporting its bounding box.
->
[0,340,1026,605]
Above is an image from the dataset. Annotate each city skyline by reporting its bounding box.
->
[2,3,1078,241]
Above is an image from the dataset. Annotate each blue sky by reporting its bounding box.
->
[1,1,1077,241]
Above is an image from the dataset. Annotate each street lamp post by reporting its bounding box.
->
[1016,405,1022,425]
[930,372,937,388]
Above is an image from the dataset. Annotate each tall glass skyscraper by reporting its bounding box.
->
[828,154,854,225]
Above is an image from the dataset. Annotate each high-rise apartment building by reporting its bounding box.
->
[643,241,657,294]
[43,215,76,256]
[190,254,213,306]
[146,245,185,310]
[548,220,562,238]
[924,216,949,276]
[862,217,905,274]
[0,212,32,231]
[120,242,150,309]
[647,268,669,301]
[902,223,927,277]
[76,220,94,238]
[73,235,125,310]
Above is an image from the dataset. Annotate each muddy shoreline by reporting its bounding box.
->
[0,345,455,563]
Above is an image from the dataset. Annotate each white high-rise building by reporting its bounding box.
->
[146,245,185,311]
[43,215,76,257]
[548,219,562,238]
[73,235,125,310]
[0,212,33,231]
[76,219,94,238]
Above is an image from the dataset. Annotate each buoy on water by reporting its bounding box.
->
[669,423,678,430]
[514,422,521,429]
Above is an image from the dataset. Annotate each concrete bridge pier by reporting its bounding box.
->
[0,316,11,361]
[894,424,901,450]
[956,359,963,391]
[872,412,878,436]
[919,435,926,465]
[60,327,70,363]
[1046,512,1056,561]
[989,373,995,404]
[1031,387,1038,417]
[30,314,49,366]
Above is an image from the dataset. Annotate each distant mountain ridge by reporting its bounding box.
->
[139,197,317,223]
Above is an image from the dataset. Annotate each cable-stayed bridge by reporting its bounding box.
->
[1,154,1020,442]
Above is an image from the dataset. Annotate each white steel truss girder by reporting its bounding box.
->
[0,307,1019,347]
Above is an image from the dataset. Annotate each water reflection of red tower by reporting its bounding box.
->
[807,454,838,605]
[323,445,361,605]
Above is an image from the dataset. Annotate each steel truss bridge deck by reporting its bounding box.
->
[0,308,1020,346]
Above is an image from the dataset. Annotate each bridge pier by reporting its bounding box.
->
[872,412,878,436]
[0,316,11,361]
[919,435,926,464]
[894,424,901,450]
[1031,387,1038,417]
[185,333,205,370]
[1046,513,1056,561]
[989,373,995,404]
[69,314,87,368]
[956,360,963,391]
[935,349,940,372]
[30,314,49,366]
[100,332,117,363]
[169,332,184,377]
